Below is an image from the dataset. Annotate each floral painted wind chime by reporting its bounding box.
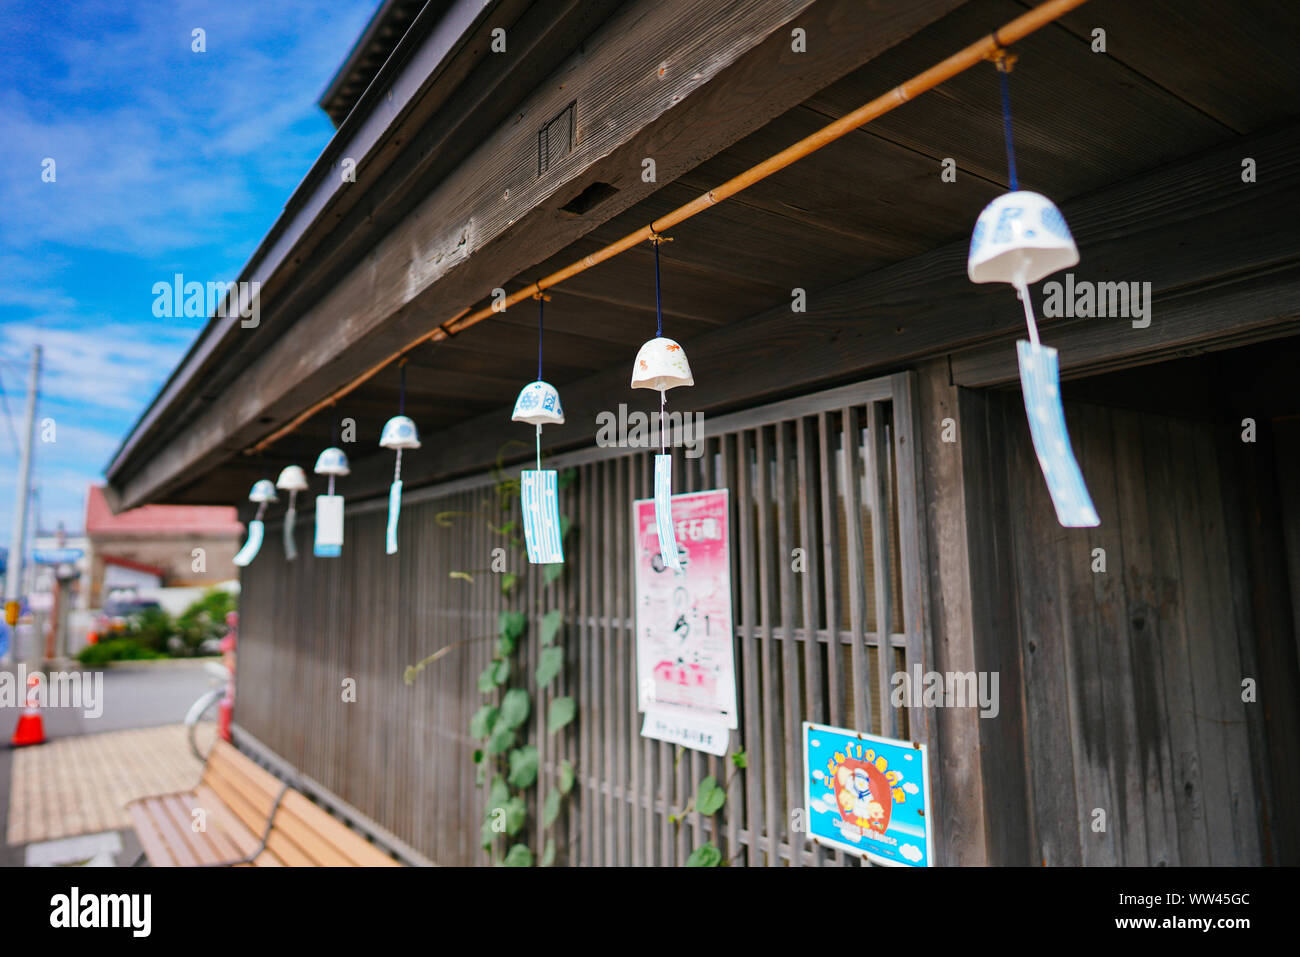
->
[381,361,421,555]
[631,231,693,570]
[512,292,565,564]
[967,50,1098,528]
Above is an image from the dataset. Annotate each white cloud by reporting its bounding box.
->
[900,844,923,863]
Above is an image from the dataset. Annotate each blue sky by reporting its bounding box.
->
[0,0,381,544]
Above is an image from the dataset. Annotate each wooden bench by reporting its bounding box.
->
[127,740,399,867]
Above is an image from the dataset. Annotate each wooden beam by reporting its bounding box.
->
[110,0,969,509]
[325,121,1300,504]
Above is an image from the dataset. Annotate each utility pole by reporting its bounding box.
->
[4,346,41,653]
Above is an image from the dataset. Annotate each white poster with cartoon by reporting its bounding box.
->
[633,488,737,754]
[803,722,932,866]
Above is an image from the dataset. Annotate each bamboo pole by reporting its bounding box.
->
[248,0,1090,454]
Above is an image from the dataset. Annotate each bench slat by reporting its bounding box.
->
[130,740,400,867]
[277,791,398,867]
[142,796,201,867]
[128,802,179,867]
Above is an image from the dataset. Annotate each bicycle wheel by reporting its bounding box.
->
[185,687,224,762]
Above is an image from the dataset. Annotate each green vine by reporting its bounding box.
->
[672,748,747,866]
[408,442,577,865]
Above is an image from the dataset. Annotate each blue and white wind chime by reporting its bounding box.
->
[967,50,1098,527]
[229,46,1095,570]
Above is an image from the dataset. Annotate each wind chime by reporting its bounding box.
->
[233,479,277,566]
[380,360,420,555]
[967,49,1098,528]
[313,440,350,558]
[512,292,565,564]
[275,466,308,560]
[631,231,693,570]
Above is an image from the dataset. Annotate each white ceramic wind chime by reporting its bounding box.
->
[233,479,277,566]
[631,232,693,570]
[967,51,1098,528]
[381,362,420,555]
[275,466,309,560]
[313,442,350,557]
[512,292,565,564]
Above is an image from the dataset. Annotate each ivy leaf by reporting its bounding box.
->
[695,775,726,816]
[499,610,527,642]
[487,776,509,814]
[558,468,577,490]
[491,659,511,686]
[477,664,499,694]
[730,748,748,770]
[543,788,561,828]
[540,837,556,867]
[685,842,722,867]
[559,515,572,541]
[496,634,516,657]
[507,746,539,789]
[548,696,576,733]
[504,796,527,835]
[472,749,484,765]
[470,705,498,739]
[535,647,564,688]
[487,725,515,755]
[501,573,518,595]
[480,819,496,850]
[503,843,533,867]
[498,689,531,730]
[558,759,575,795]
[540,609,564,646]
[544,562,565,585]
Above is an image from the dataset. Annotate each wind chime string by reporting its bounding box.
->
[997,49,1040,344]
[536,295,544,472]
[997,53,1019,192]
[653,237,666,456]
[395,363,407,481]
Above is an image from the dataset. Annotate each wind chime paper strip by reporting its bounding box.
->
[1017,340,1100,528]
[386,480,402,555]
[521,470,564,564]
[283,505,298,561]
[232,520,264,567]
[653,454,681,570]
[314,495,344,558]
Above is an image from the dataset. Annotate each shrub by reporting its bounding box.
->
[77,638,164,665]
[174,589,237,655]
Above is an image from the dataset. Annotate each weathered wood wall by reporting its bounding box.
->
[964,389,1275,865]
[236,374,932,865]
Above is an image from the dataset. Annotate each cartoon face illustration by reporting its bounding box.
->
[827,746,900,835]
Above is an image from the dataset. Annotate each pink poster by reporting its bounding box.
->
[633,488,738,748]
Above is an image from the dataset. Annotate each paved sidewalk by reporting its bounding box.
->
[6,723,205,845]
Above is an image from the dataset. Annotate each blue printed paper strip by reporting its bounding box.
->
[654,454,681,570]
[232,520,264,567]
[314,494,344,558]
[386,480,402,555]
[283,504,298,561]
[1017,341,1100,528]
[521,470,564,564]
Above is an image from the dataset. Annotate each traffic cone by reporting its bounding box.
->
[11,674,45,747]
